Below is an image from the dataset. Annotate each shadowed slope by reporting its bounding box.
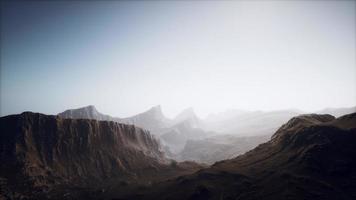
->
[122,113,356,200]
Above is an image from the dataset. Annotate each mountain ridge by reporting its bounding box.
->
[58,105,172,133]
[115,112,356,200]
[0,112,203,199]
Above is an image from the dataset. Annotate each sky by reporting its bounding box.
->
[1,1,355,118]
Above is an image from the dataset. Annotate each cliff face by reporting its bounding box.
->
[58,105,173,134]
[0,112,166,191]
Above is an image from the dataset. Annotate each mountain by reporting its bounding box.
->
[173,107,201,128]
[120,105,173,133]
[116,112,356,200]
[58,106,212,154]
[317,106,356,117]
[205,109,249,123]
[202,110,300,137]
[178,134,270,164]
[58,105,172,134]
[58,105,118,121]
[160,120,215,153]
[0,112,202,199]
[176,110,303,164]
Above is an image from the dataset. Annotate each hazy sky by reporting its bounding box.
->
[1,1,355,118]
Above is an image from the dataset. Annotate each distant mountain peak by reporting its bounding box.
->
[57,105,113,121]
[175,107,198,121]
[144,105,165,119]
[69,105,98,113]
[82,105,98,113]
[117,105,172,132]
[179,107,196,115]
[86,104,97,110]
[148,105,162,113]
[173,107,202,129]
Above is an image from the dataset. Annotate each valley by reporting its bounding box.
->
[1,106,355,199]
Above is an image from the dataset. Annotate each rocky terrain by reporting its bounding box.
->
[0,112,203,199]
[58,105,356,165]
[58,105,173,134]
[111,112,356,200]
[58,106,213,155]
[1,110,356,200]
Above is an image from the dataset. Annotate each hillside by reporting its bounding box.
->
[116,113,356,200]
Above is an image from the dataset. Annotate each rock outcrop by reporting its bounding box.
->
[0,112,201,199]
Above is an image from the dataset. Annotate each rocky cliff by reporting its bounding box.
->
[0,112,202,199]
[58,105,172,134]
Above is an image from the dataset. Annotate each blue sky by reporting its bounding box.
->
[1,1,355,118]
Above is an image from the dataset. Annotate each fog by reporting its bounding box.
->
[1,1,355,118]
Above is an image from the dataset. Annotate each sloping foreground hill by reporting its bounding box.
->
[0,112,202,199]
[116,113,356,200]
